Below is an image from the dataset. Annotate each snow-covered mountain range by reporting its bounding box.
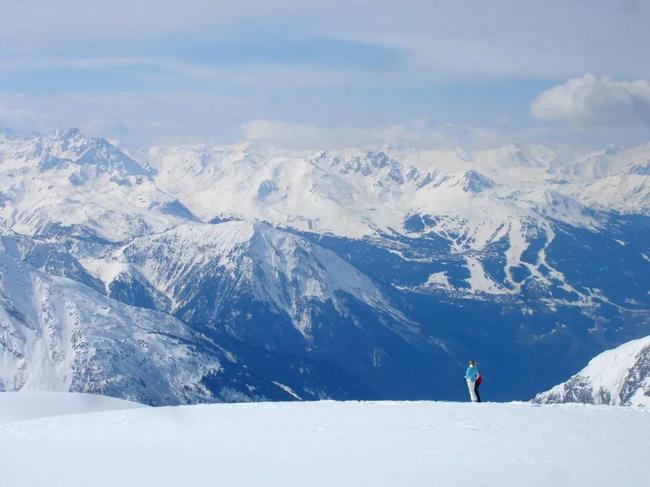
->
[151,141,650,238]
[535,335,650,406]
[0,230,367,404]
[0,128,648,403]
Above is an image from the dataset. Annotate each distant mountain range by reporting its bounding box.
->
[0,128,648,404]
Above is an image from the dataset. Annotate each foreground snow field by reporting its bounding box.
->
[1,396,648,487]
[0,392,146,423]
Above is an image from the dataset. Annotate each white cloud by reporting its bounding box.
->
[0,91,255,145]
[531,74,650,126]
[242,119,503,150]
[0,87,505,149]
[0,101,44,133]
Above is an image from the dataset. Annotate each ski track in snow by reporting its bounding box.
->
[0,398,648,487]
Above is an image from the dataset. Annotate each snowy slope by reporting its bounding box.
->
[77,221,455,400]
[1,399,648,487]
[86,221,412,340]
[0,239,319,404]
[0,227,392,403]
[0,391,145,422]
[535,335,650,406]
[0,244,220,404]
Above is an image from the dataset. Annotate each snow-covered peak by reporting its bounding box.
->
[0,128,145,175]
[43,128,146,175]
[51,127,85,150]
[476,142,558,169]
[534,336,650,407]
[523,189,601,229]
[558,142,650,181]
[435,169,496,193]
[308,150,405,185]
[0,129,194,241]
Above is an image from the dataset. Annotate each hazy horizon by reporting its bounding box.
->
[1,1,649,149]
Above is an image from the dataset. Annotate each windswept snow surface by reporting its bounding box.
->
[0,391,144,422]
[1,399,648,487]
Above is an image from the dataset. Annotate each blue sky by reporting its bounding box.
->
[1,0,649,148]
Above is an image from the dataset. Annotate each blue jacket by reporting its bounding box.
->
[465,365,480,382]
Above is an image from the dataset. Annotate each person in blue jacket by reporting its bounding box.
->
[465,360,481,402]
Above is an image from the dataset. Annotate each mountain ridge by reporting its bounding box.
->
[0,128,648,404]
[534,335,650,406]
